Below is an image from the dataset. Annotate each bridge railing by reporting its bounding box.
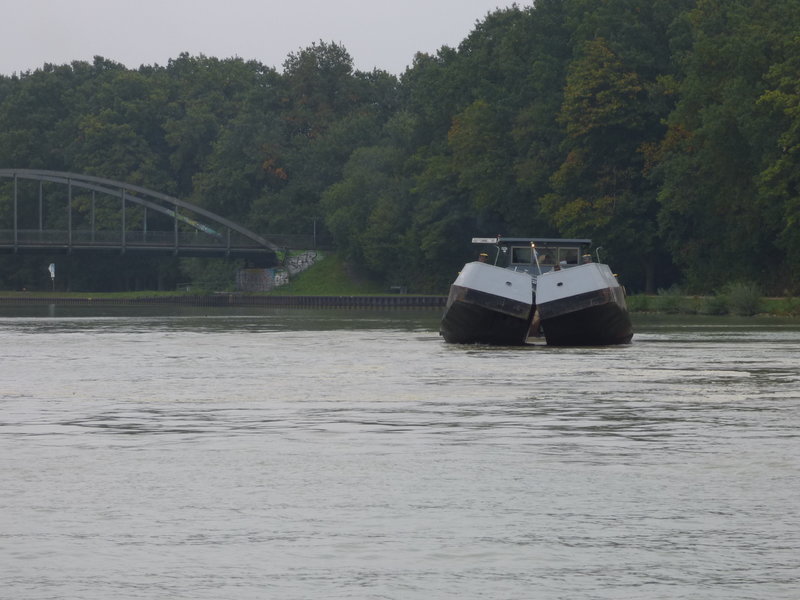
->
[0,229,268,248]
[0,169,284,257]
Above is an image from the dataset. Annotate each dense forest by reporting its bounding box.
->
[2,0,799,294]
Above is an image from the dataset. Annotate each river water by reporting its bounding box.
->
[1,306,798,600]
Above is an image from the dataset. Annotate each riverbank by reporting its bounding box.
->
[0,291,446,308]
[1,291,798,316]
[626,293,800,317]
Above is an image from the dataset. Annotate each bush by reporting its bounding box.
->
[180,258,243,293]
[698,294,729,315]
[682,296,704,315]
[625,294,650,312]
[763,296,800,316]
[655,286,686,314]
[724,281,763,316]
[782,297,800,316]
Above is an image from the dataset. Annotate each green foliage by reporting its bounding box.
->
[0,254,180,292]
[654,286,688,314]
[763,296,800,316]
[655,0,800,293]
[180,258,244,293]
[545,20,678,292]
[270,253,384,296]
[2,1,800,295]
[698,294,729,316]
[723,281,764,316]
[624,294,650,312]
[627,282,766,316]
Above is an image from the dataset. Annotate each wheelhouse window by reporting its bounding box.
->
[558,247,579,265]
[535,247,555,265]
[510,246,532,264]
[506,242,586,268]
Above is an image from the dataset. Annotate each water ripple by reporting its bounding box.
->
[1,309,799,599]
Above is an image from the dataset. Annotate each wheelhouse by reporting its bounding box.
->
[472,236,592,276]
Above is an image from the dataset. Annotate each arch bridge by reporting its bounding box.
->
[0,169,288,265]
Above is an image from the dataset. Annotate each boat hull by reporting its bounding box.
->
[439,262,534,345]
[535,263,633,346]
[440,285,533,345]
[537,287,633,346]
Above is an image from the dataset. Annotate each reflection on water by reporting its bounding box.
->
[1,308,799,599]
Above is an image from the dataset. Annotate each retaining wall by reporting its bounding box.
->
[0,294,446,308]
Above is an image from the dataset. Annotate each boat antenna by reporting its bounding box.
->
[494,234,503,266]
[532,242,542,275]
[595,246,603,263]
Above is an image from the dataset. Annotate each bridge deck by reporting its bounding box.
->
[0,169,301,263]
[0,229,278,260]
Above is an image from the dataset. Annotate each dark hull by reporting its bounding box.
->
[440,284,533,345]
[537,287,633,346]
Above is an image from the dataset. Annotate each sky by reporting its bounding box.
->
[1,0,525,77]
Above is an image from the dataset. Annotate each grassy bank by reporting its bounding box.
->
[267,253,387,296]
[627,292,800,317]
[0,254,386,299]
[3,255,799,317]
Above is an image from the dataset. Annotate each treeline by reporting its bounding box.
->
[2,0,799,294]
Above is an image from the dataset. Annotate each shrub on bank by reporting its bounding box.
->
[762,296,800,316]
[653,286,689,314]
[628,280,769,316]
[697,293,729,315]
[625,294,650,312]
[724,282,763,316]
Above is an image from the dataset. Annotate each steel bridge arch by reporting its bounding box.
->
[0,169,280,260]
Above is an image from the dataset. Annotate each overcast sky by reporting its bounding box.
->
[1,0,525,76]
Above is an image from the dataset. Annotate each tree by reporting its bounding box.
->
[448,100,516,220]
[162,54,272,197]
[655,0,800,292]
[544,37,660,291]
[322,145,408,267]
[250,43,397,237]
[281,41,357,139]
[756,33,800,292]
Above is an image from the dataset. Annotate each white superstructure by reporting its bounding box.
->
[452,261,534,306]
[535,262,620,304]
